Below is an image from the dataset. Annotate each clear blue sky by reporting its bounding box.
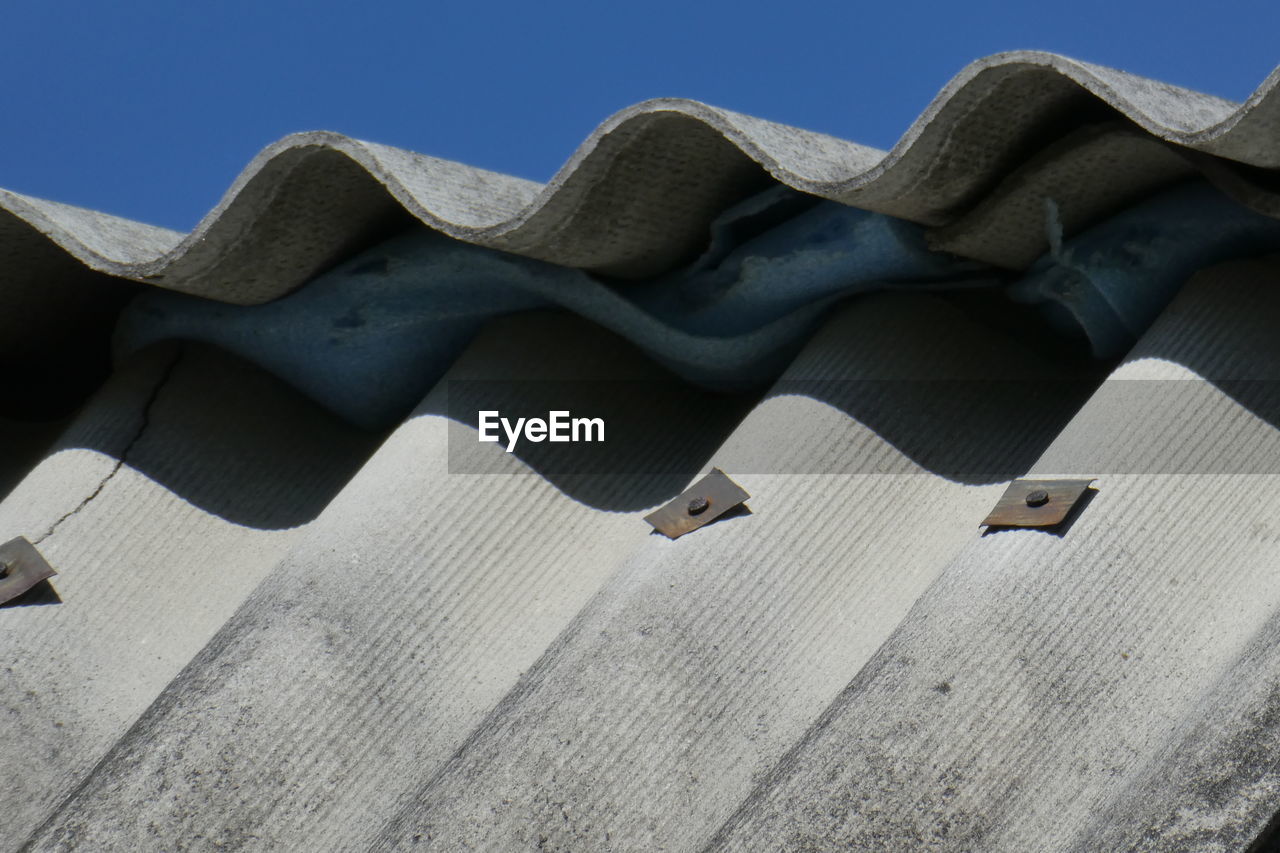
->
[3,0,1277,231]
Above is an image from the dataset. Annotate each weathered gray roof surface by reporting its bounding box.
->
[5,51,1280,851]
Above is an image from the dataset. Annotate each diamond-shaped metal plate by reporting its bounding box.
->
[981,479,1096,528]
[0,537,58,606]
[644,468,750,540]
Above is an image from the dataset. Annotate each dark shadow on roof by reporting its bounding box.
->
[755,292,1111,485]
[30,341,388,531]
[423,311,762,512]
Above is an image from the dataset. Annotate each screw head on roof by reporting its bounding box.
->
[687,496,710,516]
[1025,489,1050,507]
[0,562,8,580]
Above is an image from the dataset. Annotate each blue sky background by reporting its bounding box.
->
[2,0,1278,231]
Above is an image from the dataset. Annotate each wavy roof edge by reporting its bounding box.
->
[4,50,1280,303]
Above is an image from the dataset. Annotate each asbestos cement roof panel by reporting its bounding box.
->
[4,51,1280,852]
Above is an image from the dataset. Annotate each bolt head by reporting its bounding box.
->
[1025,489,1050,507]
[687,496,710,516]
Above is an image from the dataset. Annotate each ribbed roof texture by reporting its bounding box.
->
[5,51,1280,851]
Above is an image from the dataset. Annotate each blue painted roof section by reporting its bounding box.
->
[1011,183,1280,358]
[114,190,995,429]
[115,182,1280,429]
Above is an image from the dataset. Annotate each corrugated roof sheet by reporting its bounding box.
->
[5,51,1280,851]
